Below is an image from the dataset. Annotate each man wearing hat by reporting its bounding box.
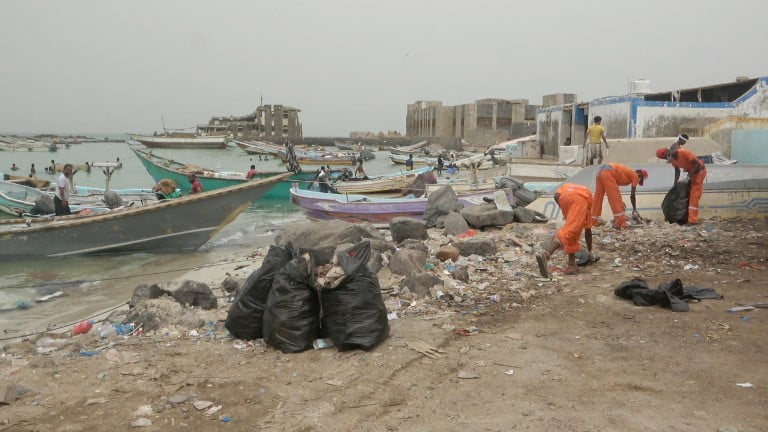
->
[670,134,689,152]
[656,147,706,224]
[536,183,595,277]
[592,163,649,228]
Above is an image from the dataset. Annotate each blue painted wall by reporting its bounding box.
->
[732,129,768,165]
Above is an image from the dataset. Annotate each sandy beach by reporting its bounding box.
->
[0,214,766,431]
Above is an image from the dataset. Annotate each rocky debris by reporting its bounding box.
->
[389,249,427,276]
[129,283,171,307]
[436,245,460,262]
[400,238,429,255]
[220,277,239,294]
[399,272,444,299]
[513,207,541,223]
[274,220,384,264]
[424,186,463,228]
[454,238,498,257]
[390,217,427,243]
[461,203,515,229]
[450,266,470,282]
[0,383,32,405]
[126,297,213,332]
[443,212,469,236]
[493,190,514,211]
[172,280,217,310]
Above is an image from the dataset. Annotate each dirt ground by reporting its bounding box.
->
[1,218,767,432]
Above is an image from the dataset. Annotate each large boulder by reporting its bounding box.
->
[274,220,384,265]
[399,272,444,298]
[424,186,463,228]
[389,218,427,243]
[460,203,515,229]
[443,212,469,236]
[171,280,217,310]
[455,238,498,257]
[389,249,427,276]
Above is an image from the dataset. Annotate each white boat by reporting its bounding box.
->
[128,133,229,149]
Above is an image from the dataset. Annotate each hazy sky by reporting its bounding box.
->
[1,0,767,136]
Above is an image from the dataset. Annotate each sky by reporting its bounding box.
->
[1,0,767,137]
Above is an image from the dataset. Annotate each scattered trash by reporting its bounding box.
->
[168,395,188,404]
[736,383,755,388]
[601,235,612,244]
[453,327,479,336]
[220,416,231,423]
[503,333,523,340]
[727,306,755,313]
[205,405,222,415]
[132,405,153,417]
[612,258,622,267]
[741,316,750,322]
[312,338,334,350]
[683,264,700,271]
[504,369,515,376]
[36,291,64,303]
[406,341,446,359]
[193,400,213,410]
[457,371,479,379]
[85,398,108,405]
[738,262,766,270]
[232,341,254,350]
[131,418,152,428]
[71,320,94,336]
[488,294,501,303]
[78,351,99,357]
[188,330,200,337]
[387,312,398,321]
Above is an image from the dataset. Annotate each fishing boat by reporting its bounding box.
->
[128,133,229,149]
[131,147,316,200]
[332,167,433,194]
[525,164,768,222]
[0,173,291,258]
[1,173,50,189]
[290,186,516,224]
[333,140,358,151]
[0,136,55,152]
[387,153,438,166]
[233,139,285,157]
[294,150,359,166]
[387,140,428,156]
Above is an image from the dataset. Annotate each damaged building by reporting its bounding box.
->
[197,104,303,140]
[536,76,768,160]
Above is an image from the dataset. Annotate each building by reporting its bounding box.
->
[406,98,539,147]
[197,104,302,140]
[537,76,768,159]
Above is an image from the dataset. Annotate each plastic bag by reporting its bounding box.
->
[225,244,292,340]
[262,252,320,353]
[319,242,390,350]
[661,180,690,224]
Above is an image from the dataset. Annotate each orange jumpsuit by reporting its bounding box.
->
[670,148,706,224]
[592,163,639,228]
[555,183,594,254]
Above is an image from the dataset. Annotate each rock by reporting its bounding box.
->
[367,250,384,274]
[436,245,460,262]
[274,220,384,265]
[399,272,443,298]
[461,203,515,229]
[193,400,214,410]
[400,238,429,255]
[125,297,207,332]
[454,238,497,257]
[457,371,479,379]
[368,239,396,254]
[424,186,463,228]
[389,218,427,243]
[130,284,171,308]
[0,383,31,405]
[493,190,514,211]
[168,395,188,404]
[443,212,470,236]
[221,277,239,294]
[450,267,470,282]
[85,398,108,405]
[130,418,152,428]
[172,280,217,310]
[513,207,545,223]
[389,249,427,276]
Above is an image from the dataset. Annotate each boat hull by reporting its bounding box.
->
[129,134,228,149]
[0,174,291,258]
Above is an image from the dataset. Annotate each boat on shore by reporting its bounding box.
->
[129,133,229,149]
[388,153,437,166]
[131,147,316,200]
[0,173,291,258]
[386,140,428,156]
[331,167,433,194]
[525,164,768,222]
[2,173,50,189]
[233,139,285,157]
[290,186,516,225]
[294,151,358,166]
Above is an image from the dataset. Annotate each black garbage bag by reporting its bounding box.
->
[662,180,690,224]
[614,278,722,312]
[225,244,293,340]
[319,242,390,350]
[263,252,320,353]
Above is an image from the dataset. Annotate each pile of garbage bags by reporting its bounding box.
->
[225,241,390,353]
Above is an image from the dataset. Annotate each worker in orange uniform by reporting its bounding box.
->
[592,163,649,228]
[656,147,706,224]
[536,183,596,278]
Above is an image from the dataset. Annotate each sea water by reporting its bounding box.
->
[0,139,401,332]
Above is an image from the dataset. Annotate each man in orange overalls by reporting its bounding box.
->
[656,147,706,224]
[592,163,649,228]
[536,184,596,278]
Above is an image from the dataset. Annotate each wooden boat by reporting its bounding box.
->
[387,141,428,156]
[387,153,437,166]
[290,186,516,224]
[129,133,229,149]
[233,139,284,157]
[0,173,291,258]
[131,147,316,200]
[2,173,50,189]
[525,164,768,222]
[292,149,359,166]
[332,167,433,194]
[333,140,357,151]
[0,181,119,217]
[0,137,54,152]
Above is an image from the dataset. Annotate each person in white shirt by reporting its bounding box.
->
[54,164,73,216]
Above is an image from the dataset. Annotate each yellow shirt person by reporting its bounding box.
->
[585,116,609,165]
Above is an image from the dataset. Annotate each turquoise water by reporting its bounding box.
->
[0,140,402,330]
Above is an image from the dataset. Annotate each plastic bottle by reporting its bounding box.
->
[97,325,116,338]
[71,320,94,335]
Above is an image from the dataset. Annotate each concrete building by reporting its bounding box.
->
[537,76,768,159]
[406,98,539,147]
[198,104,302,139]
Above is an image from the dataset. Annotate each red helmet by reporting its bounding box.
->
[656,148,669,159]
